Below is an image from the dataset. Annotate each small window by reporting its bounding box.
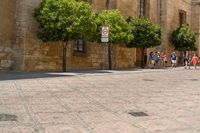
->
[140,0,146,17]
[179,10,186,26]
[74,39,86,53]
[105,0,117,9]
[87,0,92,4]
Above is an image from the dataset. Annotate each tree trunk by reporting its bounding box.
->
[141,47,145,68]
[108,43,112,70]
[62,41,67,72]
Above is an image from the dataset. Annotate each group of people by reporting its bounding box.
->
[183,53,199,69]
[148,51,167,69]
[147,51,199,69]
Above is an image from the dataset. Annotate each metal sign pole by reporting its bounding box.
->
[101,26,109,70]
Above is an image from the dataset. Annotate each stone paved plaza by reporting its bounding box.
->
[0,68,200,133]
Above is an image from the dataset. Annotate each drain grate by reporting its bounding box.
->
[143,79,154,82]
[129,112,148,117]
[190,79,199,81]
[0,114,18,121]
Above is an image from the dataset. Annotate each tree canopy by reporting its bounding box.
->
[170,25,197,51]
[34,0,96,72]
[34,0,96,42]
[126,17,161,49]
[126,17,161,67]
[95,10,133,44]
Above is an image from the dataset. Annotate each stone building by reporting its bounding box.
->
[0,0,200,71]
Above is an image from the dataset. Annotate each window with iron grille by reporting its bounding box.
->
[179,10,186,26]
[74,39,86,53]
[140,0,146,17]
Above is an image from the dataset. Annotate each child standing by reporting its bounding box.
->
[191,53,198,69]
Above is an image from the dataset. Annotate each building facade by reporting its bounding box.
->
[0,0,200,71]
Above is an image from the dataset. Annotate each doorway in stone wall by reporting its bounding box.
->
[135,48,147,67]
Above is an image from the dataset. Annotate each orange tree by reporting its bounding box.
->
[127,17,161,68]
[34,0,96,71]
[170,25,197,51]
[95,10,133,69]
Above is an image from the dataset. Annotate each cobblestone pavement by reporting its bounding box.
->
[0,67,200,133]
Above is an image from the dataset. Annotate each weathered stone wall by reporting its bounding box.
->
[67,42,104,70]
[91,0,105,13]
[149,0,159,23]
[117,0,139,18]
[67,42,136,70]
[0,0,15,70]
[13,0,136,71]
[112,45,135,69]
[15,0,62,71]
[192,3,200,55]
[1,0,199,71]
[160,0,192,59]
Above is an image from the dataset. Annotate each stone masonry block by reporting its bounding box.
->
[1,60,12,68]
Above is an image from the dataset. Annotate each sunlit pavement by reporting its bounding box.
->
[0,67,200,133]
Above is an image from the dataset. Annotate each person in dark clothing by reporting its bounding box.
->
[144,52,147,66]
[183,53,191,69]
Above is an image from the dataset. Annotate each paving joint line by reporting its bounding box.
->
[73,76,155,133]
[38,78,96,133]
[14,81,44,133]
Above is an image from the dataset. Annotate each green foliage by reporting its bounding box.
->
[170,25,197,51]
[126,17,161,48]
[34,0,96,42]
[95,10,133,44]
[75,0,87,2]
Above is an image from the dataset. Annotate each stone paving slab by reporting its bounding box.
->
[0,67,200,133]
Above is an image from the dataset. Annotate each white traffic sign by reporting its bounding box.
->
[101,37,109,43]
[101,27,109,38]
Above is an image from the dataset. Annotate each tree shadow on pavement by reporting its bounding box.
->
[0,70,114,81]
[0,72,74,81]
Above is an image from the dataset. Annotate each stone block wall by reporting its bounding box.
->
[13,0,196,71]
[192,3,200,55]
[112,45,136,69]
[11,0,137,71]
[0,0,16,70]
[15,0,63,71]
[117,0,139,18]
[1,0,199,71]
[160,0,192,59]
[91,0,105,13]
[67,42,136,70]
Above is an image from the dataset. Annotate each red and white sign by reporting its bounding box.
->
[101,27,109,38]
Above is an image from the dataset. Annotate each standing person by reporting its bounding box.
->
[154,51,160,68]
[191,53,198,69]
[149,51,155,69]
[157,52,161,68]
[160,52,167,68]
[183,53,191,69]
[171,52,177,68]
[183,53,189,69]
[144,52,147,67]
